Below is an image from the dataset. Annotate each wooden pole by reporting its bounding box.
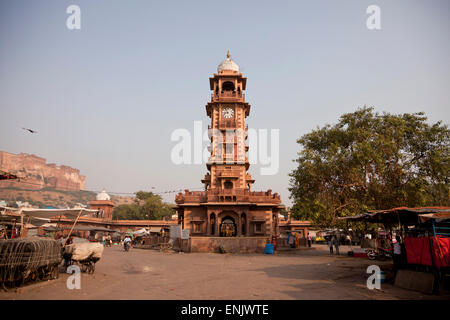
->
[63,210,83,248]
[19,208,24,238]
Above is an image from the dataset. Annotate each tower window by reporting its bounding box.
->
[224,180,233,189]
[222,81,235,92]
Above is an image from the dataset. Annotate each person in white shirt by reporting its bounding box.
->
[393,235,402,271]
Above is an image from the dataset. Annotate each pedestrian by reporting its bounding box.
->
[327,236,333,254]
[333,235,340,255]
[123,235,131,251]
[346,234,351,245]
[307,233,312,247]
[393,235,402,272]
[289,233,295,248]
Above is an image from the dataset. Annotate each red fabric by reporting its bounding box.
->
[404,236,450,268]
[431,236,450,268]
[405,237,433,266]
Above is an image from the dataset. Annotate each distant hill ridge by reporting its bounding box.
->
[0,151,85,191]
[0,187,134,209]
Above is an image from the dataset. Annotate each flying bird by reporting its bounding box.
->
[22,127,38,134]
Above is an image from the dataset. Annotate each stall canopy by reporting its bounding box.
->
[20,208,98,220]
[1,206,100,227]
[43,225,113,232]
[339,207,450,224]
[419,211,450,223]
[1,206,98,219]
[133,228,150,236]
[1,206,48,226]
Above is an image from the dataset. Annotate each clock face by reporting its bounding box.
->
[222,107,234,119]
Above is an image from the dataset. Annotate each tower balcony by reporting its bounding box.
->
[207,155,248,164]
[211,91,245,102]
[208,125,248,137]
[175,190,208,204]
[175,189,281,205]
[206,157,250,170]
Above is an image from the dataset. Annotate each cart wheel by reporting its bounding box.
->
[38,268,45,281]
[88,262,95,274]
[30,271,38,282]
[15,272,24,287]
[51,265,59,279]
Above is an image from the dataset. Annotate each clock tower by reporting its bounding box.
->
[175,51,282,253]
[203,50,254,194]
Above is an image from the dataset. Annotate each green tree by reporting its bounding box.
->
[289,107,449,228]
[113,190,175,220]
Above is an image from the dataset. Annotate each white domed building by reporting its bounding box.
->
[96,189,111,201]
[88,189,114,220]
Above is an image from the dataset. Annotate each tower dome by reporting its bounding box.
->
[96,189,111,201]
[217,50,239,73]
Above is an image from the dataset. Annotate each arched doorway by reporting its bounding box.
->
[220,216,237,237]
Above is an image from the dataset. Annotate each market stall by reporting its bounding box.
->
[341,206,450,293]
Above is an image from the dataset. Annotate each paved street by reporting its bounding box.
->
[1,244,447,300]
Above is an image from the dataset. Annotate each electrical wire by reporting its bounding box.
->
[0,179,203,196]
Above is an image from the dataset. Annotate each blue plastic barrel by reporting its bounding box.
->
[379,271,386,283]
[264,243,274,254]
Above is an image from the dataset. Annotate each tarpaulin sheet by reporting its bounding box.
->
[405,236,450,268]
[431,236,450,268]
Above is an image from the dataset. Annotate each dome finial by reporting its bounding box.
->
[217,51,239,72]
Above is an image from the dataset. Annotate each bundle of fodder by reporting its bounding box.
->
[64,242,104,262]
[0,238,61,287]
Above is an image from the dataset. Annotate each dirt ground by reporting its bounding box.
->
[1,244,448,300]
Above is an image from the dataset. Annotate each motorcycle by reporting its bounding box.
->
[367,246,393,261]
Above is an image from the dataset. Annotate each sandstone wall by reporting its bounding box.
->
[0,151,86,191]
[189,236,268,253]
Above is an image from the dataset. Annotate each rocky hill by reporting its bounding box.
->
[0,151,85,191]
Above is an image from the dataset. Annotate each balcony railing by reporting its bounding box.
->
[208,125,248,137]
[211,91,245,101]
[207,155,248,165]
[175,189,281,205]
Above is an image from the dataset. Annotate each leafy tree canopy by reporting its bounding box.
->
[113,191,175,220]
[289,107,449,228]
